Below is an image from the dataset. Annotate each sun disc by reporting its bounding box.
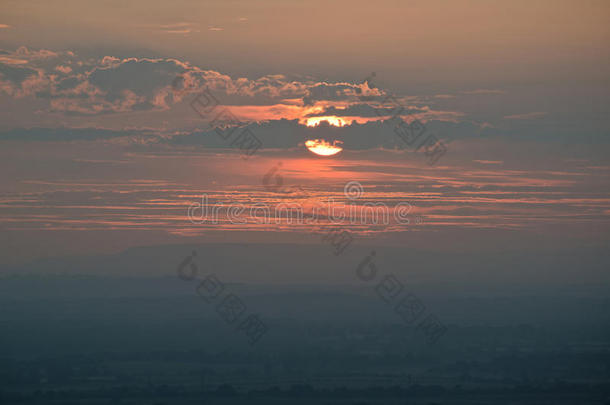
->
[305,139,343,156]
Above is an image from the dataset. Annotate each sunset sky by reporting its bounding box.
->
[1,0,609,277]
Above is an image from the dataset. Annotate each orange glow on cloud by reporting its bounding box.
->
[305,139,343,156]
[208,103,458,128]
[305,116,350,127]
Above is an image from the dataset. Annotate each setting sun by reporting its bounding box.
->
[305,139,344,156]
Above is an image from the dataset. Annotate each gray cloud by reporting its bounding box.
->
[1,48,383,115]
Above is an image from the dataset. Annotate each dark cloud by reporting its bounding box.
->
[304,103,428,118]
[0,127,156,141]
[167,118,484,150]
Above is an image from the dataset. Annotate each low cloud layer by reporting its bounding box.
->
[2,47,607,148]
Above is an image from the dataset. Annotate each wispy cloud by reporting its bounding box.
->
[1,146,607,236]
[462,89,505,95]
[504,112,547,120]
[158,22,199,35]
